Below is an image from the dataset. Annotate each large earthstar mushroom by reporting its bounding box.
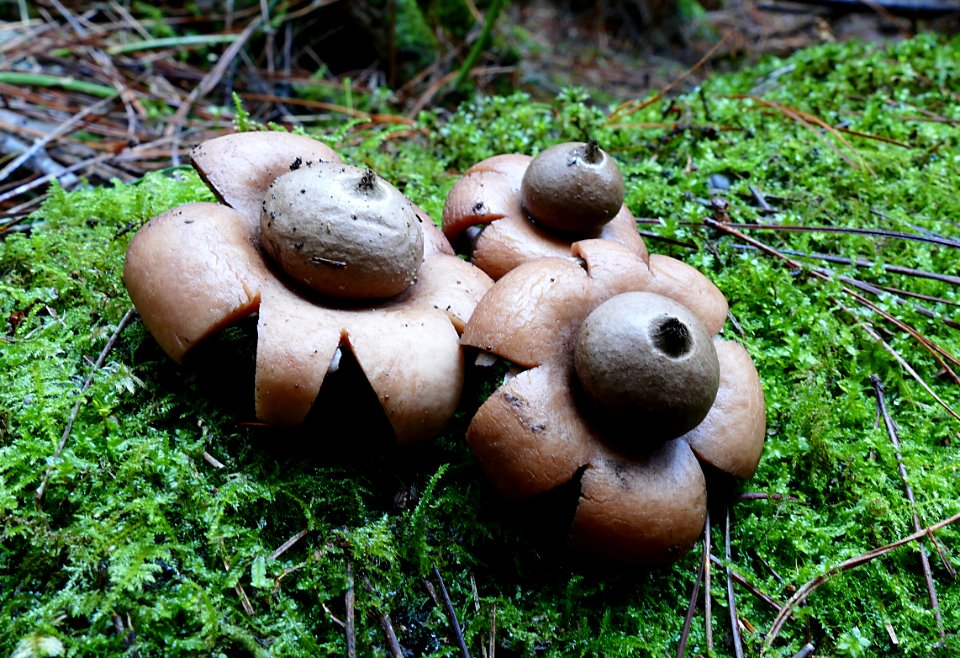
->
[124,131,493,444]
[462,238,765,565]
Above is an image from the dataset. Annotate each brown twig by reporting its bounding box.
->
[870,374,946,643]
[763,510,960,648]
[345,560,357,658]
[638,217,960,250]
[728,244,960,291]
[702,216,960,387]
[725,508,745,658]
[433,562,471,658]
[362,576,404,658]
[35,307,136,504]
[608,33,731,125]
[710,555,784,612]
[164,17,262,161]
[219,540,255,617]
[271,528,310,560]
[855,319,960,422]
[677,524,707,658]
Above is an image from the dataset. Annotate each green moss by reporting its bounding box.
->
[3,33,960,656]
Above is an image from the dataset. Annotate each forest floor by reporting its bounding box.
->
[511,0,960,103]
[0,0,957,218]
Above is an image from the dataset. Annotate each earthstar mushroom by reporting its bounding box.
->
[442,149,646,280]
[462,238,765,565]
[124,131,493,443]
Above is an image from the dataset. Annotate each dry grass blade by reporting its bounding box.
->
[35,307,136,504]
[725,508,745,658]
[871,374,947,643]
[703,217,960,397]
[677,509,709,658]
[763,510,960,649]
[738,95,872,173]
[607,33,730,125]
[434,563,471,658]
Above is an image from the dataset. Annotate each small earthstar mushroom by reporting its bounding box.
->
[520,140,625,234]
[442,150,645,280]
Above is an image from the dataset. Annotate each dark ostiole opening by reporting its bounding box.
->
[652,316,691,358]
[356,168,378,193]
[582,139,602,164]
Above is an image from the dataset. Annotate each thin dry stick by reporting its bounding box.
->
[704,509,713,653]
[725,508,745,658]
[608,32,730,125]
[730,244,960,287]
[792,644,815,658]
[270,528,309,560]
[242,92,415,125]
[856,320,960,422]
[219,540,255,617]
[832,271,960,332]
[0,149,116,205]
[346,560,357,658]
[838,285,960,378]
[737,493,800,503]
[362,576,404,658]
[709,555,783,612]
[763,510,960,649]
[433,563,471,658]
[703,217,960,385]
[676,540,706,657]
[164,16,261,157]
[870,375,946,642]
[644,217,960,251]
[374,607,403,658]
[875,285,960,309]
[35,307,136,504]
[488,603,496,658]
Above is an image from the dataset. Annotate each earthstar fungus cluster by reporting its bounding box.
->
[125,133,765,566]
